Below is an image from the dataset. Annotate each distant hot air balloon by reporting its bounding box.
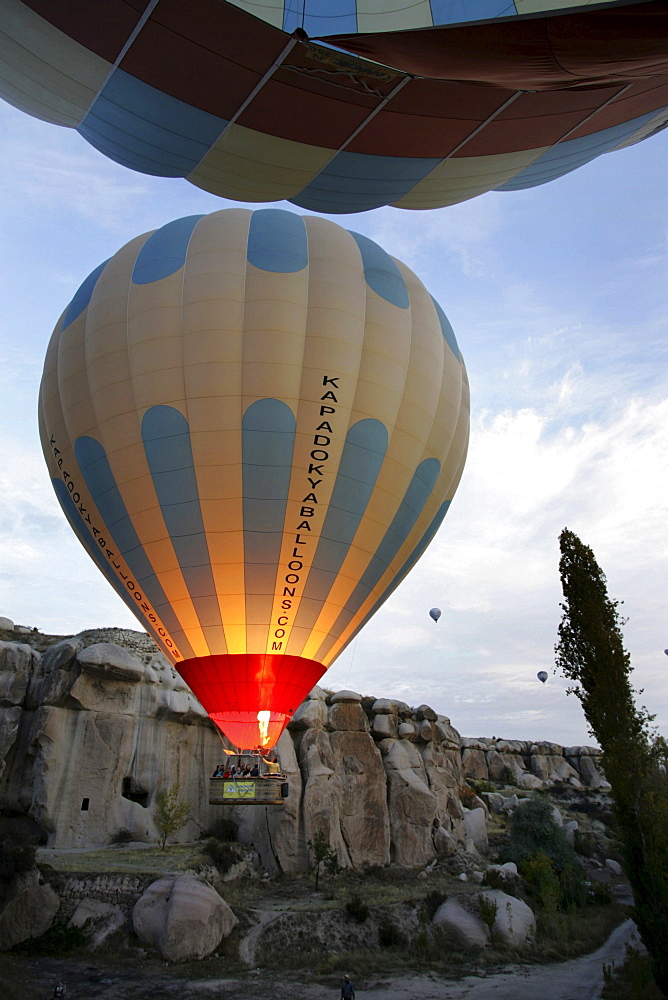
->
[537,671,549,684]
[2,2,668,213]
[664,649,668,656]
[429,608,441,623]
[39,208,469,749]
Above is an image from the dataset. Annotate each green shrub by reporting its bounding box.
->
[560,861,588,910]
[203,838,237,874]
[589,881,613,906]
[378,920,401,947]
[12,923,87,957]
[574,829,597,857]
[202,817,237,842]
[0,831,36,887]
[109,828,133,845]
[499,766,516,786]
[522,853,562,913]
[506,796,579,872]
[422,890,447,921]
[478,895,498,930]
[346,895,369,923]
[459,784,479,809]
[469,779,496,794]
[602,944,664,998]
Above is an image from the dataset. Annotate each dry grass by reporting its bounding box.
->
[36,842,209,874]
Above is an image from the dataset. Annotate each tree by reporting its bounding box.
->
[307,829,341,890]
[556,528,668,995]
[154,783,190,850]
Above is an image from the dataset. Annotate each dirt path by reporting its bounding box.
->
[8,919,639,1000]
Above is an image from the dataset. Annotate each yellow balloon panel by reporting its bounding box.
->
[39,209,469,673]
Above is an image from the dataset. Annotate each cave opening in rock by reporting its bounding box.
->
[122,777,149,808]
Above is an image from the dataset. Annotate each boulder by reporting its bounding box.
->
[479,890,536,946]
[132,874,237,961]
[69,899,126,949]
[481,792,507,814]
[371,713,399,740]
[0,642,36,705]
[329,700,369,732]
[433,825,457,857]
[0,869,60,950]
[463,807,488,854]
[461,748,488,781]
[398,721,417,740]
[0,617,15,631]
[605,859,623,876]
[329,730,390,868]
[330,690,362,703]
[432,899,490,948]
[486,750,526,784]
[288,698,328,731]
[371,698,399,715]
[378,739,437,868]
[563,820,579,843]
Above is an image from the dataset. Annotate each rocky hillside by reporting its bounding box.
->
[0,620,606,873]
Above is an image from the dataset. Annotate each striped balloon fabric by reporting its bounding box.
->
[2,0,668,213]
[39,209,469,748]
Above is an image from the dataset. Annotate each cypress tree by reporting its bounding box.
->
[556,528,668,996]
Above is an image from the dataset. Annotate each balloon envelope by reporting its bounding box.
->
[2,1,668,213]
[537,671,549,684]
[429,608,441,623]
[39,208,469,748]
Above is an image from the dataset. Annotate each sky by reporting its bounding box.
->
[1,99,667,748]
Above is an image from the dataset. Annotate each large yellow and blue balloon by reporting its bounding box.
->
[39,209,469,748]
[2,0,667,213]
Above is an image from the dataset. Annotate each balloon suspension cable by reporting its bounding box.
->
[344,635,359,690]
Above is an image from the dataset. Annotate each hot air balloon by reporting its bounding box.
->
[39,208,469,750]
[2,1,668,213]
[537,671,549,684]
[429,608,441,623]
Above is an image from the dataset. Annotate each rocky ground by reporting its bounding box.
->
[0,917,640,1000]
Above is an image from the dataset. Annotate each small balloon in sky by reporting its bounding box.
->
[664,650,668,656]
[537,671,549,684]
[429,608,442,623]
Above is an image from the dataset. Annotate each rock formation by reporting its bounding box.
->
[0,622,607,874]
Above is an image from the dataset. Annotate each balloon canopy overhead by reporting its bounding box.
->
[38,208,469,749]
[2,0,668,213]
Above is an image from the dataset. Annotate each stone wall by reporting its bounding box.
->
[460,737,608,791]
[0,627,465,872]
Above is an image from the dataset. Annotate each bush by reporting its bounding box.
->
[521,853,562,913]
[602,944,664,999]
[478,895,498,930]
[109,828,133,845]
[12,923,87,957]
[574,829,597,857]
[506,796,579,873]
[468,779,496,794]
[203,838,237,874]
[346,895,369,923]
[203,817,237,842]
[422,890,447,921]
[0,830,37,886]
[589,881,613,906]
[378,919,402,948]
[459,785,479,809]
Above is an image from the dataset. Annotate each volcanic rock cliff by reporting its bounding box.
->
[0,623,605,873]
